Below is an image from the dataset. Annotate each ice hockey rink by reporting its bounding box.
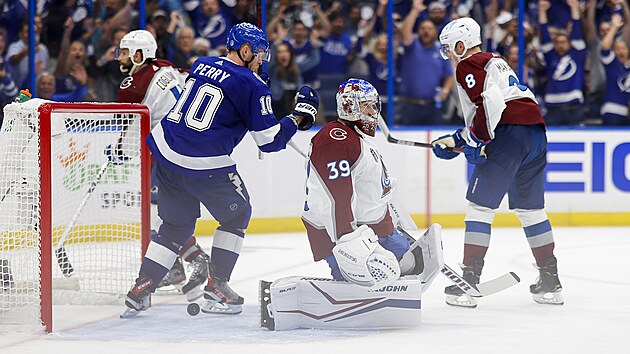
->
[1,225,629,354]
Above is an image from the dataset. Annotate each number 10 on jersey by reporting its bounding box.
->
[167,78,224,132]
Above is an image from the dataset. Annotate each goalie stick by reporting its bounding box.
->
[376,114,464,153]
[285,139,519,298]
[441,263,520,297]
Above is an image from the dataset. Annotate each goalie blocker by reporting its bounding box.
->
[260,224,444,330]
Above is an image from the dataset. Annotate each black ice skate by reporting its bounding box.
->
[181,252,210,302]
[445,259,484,308]
[188,263,244,316]
[156,257,186,292]
[530,256,564,305]
[120,275,153,318]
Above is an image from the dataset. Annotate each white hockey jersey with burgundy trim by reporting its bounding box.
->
[455,52,544,141]
[118,59,188,129]
[302,121,394,250]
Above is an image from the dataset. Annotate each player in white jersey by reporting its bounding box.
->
[433,18,563,307]
[116,30,209,301]
[259,79,444,330]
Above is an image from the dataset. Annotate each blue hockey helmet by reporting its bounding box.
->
[227,22,271,62]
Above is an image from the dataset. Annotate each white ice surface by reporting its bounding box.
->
[1,226,629,354]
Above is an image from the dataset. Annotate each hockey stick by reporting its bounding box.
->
[376,114,464,153]
[391,203,520,298]
[288,140,307,158]
[55,116,135,277]
[286,124,518,298]
[54,158,111,277]
[441,264,520,297]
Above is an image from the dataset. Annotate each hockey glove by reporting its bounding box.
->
[464,131,489,165]
[431,129,465,160]
[104,144,130,165]
[292,85,319,131]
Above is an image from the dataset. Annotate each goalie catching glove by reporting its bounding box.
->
[291,85,319,131]
[332,225,401,288]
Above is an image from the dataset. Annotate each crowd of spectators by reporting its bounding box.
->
[0,0,629,128]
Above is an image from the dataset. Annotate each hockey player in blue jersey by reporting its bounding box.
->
[121,22,319,317]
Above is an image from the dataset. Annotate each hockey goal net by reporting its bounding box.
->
[0,100,150,333]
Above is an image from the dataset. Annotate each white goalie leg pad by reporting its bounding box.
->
[399,224,445,293]
[266,276,422,330]
[333,225,400,288]
[417,224,444,290]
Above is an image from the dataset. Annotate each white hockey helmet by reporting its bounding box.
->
[336,78,381,137]
[119,30,157,75]
[438,17,482,60]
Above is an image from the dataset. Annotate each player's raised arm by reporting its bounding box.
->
[246,83,319,153]
[222,23,318,153]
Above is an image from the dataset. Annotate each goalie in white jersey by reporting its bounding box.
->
[260,79,444,331]
[116,30,210,301]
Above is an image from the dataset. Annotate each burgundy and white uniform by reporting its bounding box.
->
[302,121,394,261]
[455,52,544,142]
[118,59,188,129]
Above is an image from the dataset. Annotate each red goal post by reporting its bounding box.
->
[0,101,151,333]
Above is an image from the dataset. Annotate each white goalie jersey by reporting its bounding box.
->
[302,121,395,262]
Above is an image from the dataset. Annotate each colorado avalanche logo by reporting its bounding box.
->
[120,76,133,89]
[552,56,577,81]
[329,127,347,141]
[380,160,392,198]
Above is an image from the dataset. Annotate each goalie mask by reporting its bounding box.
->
[336,78,381,137]
[118,30,157,75]
[439,17,482,61]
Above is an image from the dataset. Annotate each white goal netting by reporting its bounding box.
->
[0,99,149,332]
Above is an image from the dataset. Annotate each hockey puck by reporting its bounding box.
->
[187,303,200,316]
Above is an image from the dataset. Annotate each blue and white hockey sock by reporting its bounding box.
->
[515,209,555,266]
[139,236,180,292]
[463,202,495,266]
[463,221,491,266]
[210,228,244,281]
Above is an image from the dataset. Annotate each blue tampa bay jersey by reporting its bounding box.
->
[146,56,298,178]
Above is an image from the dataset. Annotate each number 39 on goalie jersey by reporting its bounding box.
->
[456,52,544,141]
[302,122,394,260]
[146,56,299,178]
